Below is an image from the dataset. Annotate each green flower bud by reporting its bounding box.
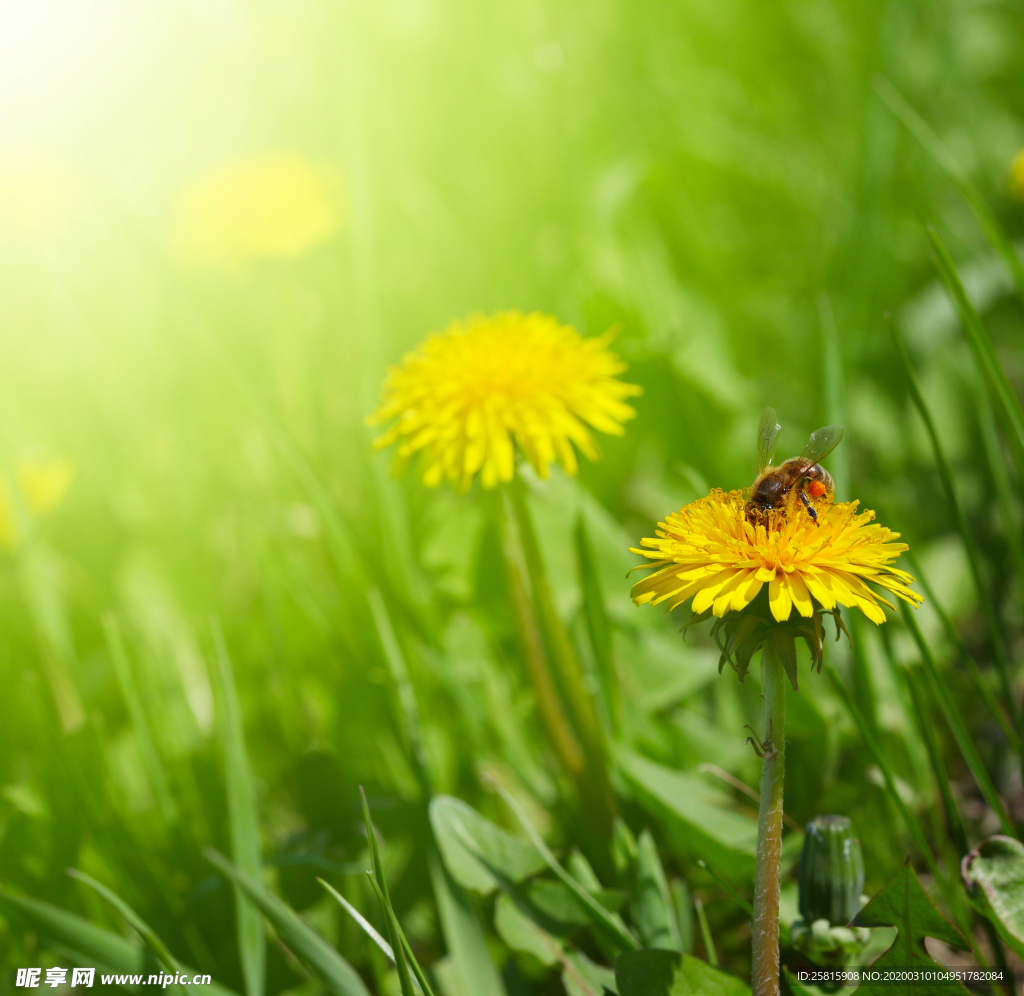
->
[797,815,865,926]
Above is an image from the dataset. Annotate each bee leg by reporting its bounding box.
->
[797,488,818,523]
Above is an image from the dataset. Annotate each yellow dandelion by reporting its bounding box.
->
[1011,148,1024,202]
[0,151,78,242]
[173,152,343,266]
[368,311,641,491]
[630,489,922,627]
[0,458,74,550]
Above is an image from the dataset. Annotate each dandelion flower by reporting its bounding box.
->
[368,311,641,491]
[174,152,343,266]
[631,489,922,628]
[0,458,74,550]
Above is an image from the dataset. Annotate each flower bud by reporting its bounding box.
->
[797,815,865,926]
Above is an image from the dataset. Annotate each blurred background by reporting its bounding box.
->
[1,0,1023,992]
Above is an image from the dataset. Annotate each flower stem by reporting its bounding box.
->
[497,490,586,783]
[752,631,787,996]
[505,480,615,838]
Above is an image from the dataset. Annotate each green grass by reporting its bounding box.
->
[0,1,1023,993]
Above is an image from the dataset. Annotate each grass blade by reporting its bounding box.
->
[900,664,968,856]
[103,614,177,824]
[692,894,717,967]
[66,869,180,975]
[696,860,753,918]
[926,227,1024,479]
[0,892,240,996]
[827,671,974,937]
[574,514,617,734]
[901,545,1019,752]
[483,773,640,952]
[873,77,1024,301]
[976,381,1024,611]
[900,604,1015,837]
[359,787,416,996]
[210,617,266,996]
[204,849,372,996]
[888,317,1016,716]
[320,875,437,996]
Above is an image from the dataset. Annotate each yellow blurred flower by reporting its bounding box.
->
[174,152,343,266]
[368,311,641,491]
[630,489,922,626]
[1011,148,1024,202]
[0,152,78,241]
[0,459,74,550]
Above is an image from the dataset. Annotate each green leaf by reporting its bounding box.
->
[428,852,508,996]
[615,750,757,880]
[630,831,682,951]
[203,849,372,996]
[615,950,749,995]
[429,794,546,895]
[485,775,640,953]
[494,892,561,967]
[562,950,618,996]
[962,836,1024,960]
[851,860,969,995]
[211,617,266,996]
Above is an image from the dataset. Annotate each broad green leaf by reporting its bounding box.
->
[211,617,266,996]
[204,849,372,996]
[428,853,507,996]
[494,892,561,967]
[429,795,545,895]
[961,836,1024,960]
[486,776,639,952]
[615,949,749,995]
[562,950,618,996]
[851,860,969,995]
[525,879,625,933]
[615,750,756,879]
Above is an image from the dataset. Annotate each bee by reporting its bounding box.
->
[745,407,844,524]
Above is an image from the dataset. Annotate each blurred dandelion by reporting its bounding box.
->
[367,311,640,491]
[1010,147,1024,201]
[173,152,343,266]
[0,458,74,550]
[0,151,78,242]
[630,489,922,627]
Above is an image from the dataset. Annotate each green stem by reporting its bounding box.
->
[752,632,786,996]
[505,480,615,837]
[497,491,586,784]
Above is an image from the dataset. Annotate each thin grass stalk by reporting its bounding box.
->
[901,665,968,856]
[496,490,586,784]
[926,228,1024,479]
[900,604,1015,836]
[505,481,615,836]
[872,77,1024,301]
[693,895,717,967]
[901,546,1020,752]
[976,385,1024,611]
[828,669,987,963]
[888,319,1016,721]
[752,632,786,996]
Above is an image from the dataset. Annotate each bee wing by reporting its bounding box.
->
[799,423,845,465]
[757,407,781,474]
